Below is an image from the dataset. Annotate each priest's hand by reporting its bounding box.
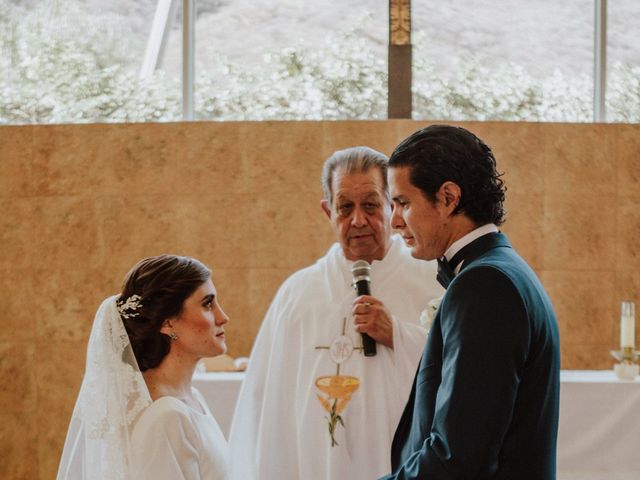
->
[352,295,393,349]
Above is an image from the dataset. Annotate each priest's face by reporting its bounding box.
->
[389,166,451,261]
[321,167,392,263]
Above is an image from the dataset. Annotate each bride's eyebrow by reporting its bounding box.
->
[201,293,215,303]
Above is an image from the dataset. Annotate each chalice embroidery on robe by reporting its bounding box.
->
[315,317,362,447]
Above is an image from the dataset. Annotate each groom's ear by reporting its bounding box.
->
[437,181,461,213]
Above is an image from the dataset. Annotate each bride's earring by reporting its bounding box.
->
[169,332,178,341]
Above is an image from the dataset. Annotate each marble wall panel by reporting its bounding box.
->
[393,119,427,144]
[486,122,546,195]
[322,121,400,158]
[96,193,186,274]
[242,121,324,194]
[170,193,253,270]
[248,191,335,269]
[35,339,86,480]
[0,411,39,480]
[393,119,486,146]
[542,270,617,347]
[542,194,617,272]
[180,122,246,195]
[0,341,39,480]
[614,124,640,197]
[31,195,104,271]
[0,125,33,198]
[544,124,616,197]
[91,122,185,197]
[0,341,37,415]
[31,124,108,197]
[0,197,36,271]
[0,268,36,343]
[616,271,640,305]
[617,196,640,270]
[502,192,544,271]
[31,266,108,343]
[561,344,614,370]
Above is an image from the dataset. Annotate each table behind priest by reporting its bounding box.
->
[192,371,245,439]
[557,370,640,480]
[193,370,640,479]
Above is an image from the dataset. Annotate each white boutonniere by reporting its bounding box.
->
[420,295,443,331]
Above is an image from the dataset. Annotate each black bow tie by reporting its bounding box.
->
[437,257,455,289]
[435,232,502,288]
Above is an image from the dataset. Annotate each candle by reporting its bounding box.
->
[620,302,636,349]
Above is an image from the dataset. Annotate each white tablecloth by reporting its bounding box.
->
[194,369,640,478]
[557,370,640,480]
[192,371,245,439]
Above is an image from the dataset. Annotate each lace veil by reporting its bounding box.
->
[57,295,152,480]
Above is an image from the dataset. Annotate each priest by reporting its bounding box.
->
[228,146,443,480]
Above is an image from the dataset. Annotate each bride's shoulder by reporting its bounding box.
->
[131,396,205,454]
[134,397,195,434]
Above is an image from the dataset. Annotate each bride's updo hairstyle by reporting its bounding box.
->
[118,254,211,371]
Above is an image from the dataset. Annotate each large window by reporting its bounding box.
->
[1,0,638,124]
[413,0,594,122]
[0,0,181,123]
[608,0,640,122]
[190,1,388,120]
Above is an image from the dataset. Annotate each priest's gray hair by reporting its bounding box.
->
[321,146,389,205]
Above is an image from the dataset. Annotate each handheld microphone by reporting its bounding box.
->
[351,260,377,357]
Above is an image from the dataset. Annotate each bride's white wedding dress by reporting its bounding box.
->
[56,296,229,480]
[131,388,229,480]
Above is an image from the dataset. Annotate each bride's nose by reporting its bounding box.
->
[215,305,230,326]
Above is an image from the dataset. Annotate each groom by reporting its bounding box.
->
[381,125,560,479]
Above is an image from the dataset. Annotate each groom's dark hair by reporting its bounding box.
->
[119,254,211,371]
[389,124,507,226]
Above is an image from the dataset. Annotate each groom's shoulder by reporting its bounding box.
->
[458,250,543,307]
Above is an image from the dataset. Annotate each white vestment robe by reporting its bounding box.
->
[228,235,443,480]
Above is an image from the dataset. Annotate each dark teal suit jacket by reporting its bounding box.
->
[382,232,560,480]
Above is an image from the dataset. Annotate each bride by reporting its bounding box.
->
[57,254,230,480]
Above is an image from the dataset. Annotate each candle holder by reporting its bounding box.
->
[610,347,640,380]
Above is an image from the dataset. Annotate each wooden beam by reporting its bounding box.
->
[388,0,412,118]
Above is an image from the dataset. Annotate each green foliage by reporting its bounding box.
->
[1,2,638,124]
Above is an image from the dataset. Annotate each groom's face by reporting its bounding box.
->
[389,166,450,261]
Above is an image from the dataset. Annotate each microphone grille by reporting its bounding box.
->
[351,259,371,279]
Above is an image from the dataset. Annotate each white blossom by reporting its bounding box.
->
[420,295,443,331]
